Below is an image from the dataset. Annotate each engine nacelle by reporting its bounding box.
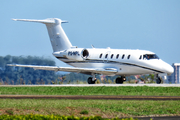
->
[54,48,90,61]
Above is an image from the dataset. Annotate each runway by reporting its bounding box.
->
[0,95,180,100]
[1,84,180,87]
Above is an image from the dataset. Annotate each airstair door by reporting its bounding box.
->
[104,51,111,63]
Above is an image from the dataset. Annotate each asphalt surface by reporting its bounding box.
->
[136,116,180,120]
[0,95,180,100]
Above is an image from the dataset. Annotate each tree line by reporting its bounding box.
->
[0,55,56,85]
[0,55,107,85]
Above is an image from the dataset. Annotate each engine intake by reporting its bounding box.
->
[82,49,89,59]
[55,48,90,61]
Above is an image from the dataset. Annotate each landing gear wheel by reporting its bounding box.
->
[115,77,124,84]
[156,77,161,84]
[88,77,95,84]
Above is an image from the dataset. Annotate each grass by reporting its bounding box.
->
[80,110,89,115]
[0,86,180,118]
[5,109,13,115]
[0,86,180,96]
[0,99,179,117]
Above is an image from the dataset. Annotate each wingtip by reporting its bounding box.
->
[12,18,17,21]
[7,64,16,66]
[7,64,12,66]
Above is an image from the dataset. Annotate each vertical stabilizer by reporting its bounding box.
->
[13,18,72,52]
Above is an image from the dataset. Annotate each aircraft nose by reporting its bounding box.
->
[164,64,174,76]
[167,65,174,75]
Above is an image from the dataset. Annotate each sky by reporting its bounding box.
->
[0,0,180,67]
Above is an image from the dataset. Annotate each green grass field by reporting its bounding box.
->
[0,86,180,96]
[0,99,179,118]
[0,86,180,118]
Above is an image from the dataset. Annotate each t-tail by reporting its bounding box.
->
[13,18,72,52]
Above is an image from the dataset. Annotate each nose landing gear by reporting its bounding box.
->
[156,74,162,84]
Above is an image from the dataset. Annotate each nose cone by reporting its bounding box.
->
[163,62,174,76]
[158,60,174,76]
[167,65,174,76]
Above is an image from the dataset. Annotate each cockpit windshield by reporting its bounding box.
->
[143,54,159,60]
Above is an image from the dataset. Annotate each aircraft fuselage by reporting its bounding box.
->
[53,48,173,76]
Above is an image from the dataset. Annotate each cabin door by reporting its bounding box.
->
[104,51,111,63]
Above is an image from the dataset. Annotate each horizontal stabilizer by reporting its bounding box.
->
[12,18,55,24]
[12,18,68,24]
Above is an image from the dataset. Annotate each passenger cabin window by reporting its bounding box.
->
[99,54,102,58]
[143,54,159,60]
[122,54,125,59]
[116,54,119,59]
[105,54,108,58]
[111,54,114,59]
[139,55,142,59]
[127,55,130,59]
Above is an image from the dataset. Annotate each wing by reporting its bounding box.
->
[7,64,118,75]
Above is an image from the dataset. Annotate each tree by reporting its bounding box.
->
[148,74,155,83]
[0,55,56,85]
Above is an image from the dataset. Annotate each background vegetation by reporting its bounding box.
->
[0,114,137,120]
[0,55,56,85]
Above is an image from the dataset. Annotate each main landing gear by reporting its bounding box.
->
[115,76,126,84]
[87,75,126,84]
[87,77,96,84]
[87,74,97,84]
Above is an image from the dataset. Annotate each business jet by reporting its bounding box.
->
[8,18,174,84]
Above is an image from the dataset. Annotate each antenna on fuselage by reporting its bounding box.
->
[91,44,95,48]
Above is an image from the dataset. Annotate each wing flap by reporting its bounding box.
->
[7,64,117,75]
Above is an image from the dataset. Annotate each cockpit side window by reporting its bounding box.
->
[143,55,146,59]
[143,54,159,60]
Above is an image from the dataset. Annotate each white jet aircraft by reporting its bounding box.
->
[8,18,174,84]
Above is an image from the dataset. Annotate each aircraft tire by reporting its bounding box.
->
[156,77,161,84]
[115,77,123,84]
[87,77,95,84]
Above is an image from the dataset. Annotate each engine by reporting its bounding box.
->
[55,48,90,61]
